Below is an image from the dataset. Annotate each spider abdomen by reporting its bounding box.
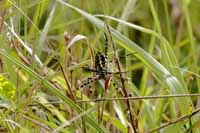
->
[95,51,108,78]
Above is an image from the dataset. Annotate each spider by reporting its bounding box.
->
[77,32,114,92]
[77,26,130,94]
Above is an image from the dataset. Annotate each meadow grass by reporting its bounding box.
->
[0,0,200,132]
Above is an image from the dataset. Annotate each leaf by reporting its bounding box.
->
[0,49,105,133]
[0,74,16,100]
[67,34,87,49]
[56,0,193,116]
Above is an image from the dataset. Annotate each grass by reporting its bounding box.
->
[0,0,200,132]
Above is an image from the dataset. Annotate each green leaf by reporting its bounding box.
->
[0,74,16,100]
[0,49,105,133]
[56,0,192,116]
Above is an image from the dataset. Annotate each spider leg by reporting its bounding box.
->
[109,79,125,96]
[77,75,101,90]
[104,32,108,60]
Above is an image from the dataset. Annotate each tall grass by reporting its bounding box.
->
[0,0,200,132]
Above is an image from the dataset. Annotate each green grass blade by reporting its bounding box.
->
[0,49,105,132]
[56,0,193,116]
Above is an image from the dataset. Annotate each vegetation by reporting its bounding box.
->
[0,0,200,132]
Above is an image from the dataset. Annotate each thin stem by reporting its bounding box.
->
[106,24,137,132]
[146,108,200,133]
[59,63,76,101]
[77,93,200,103]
